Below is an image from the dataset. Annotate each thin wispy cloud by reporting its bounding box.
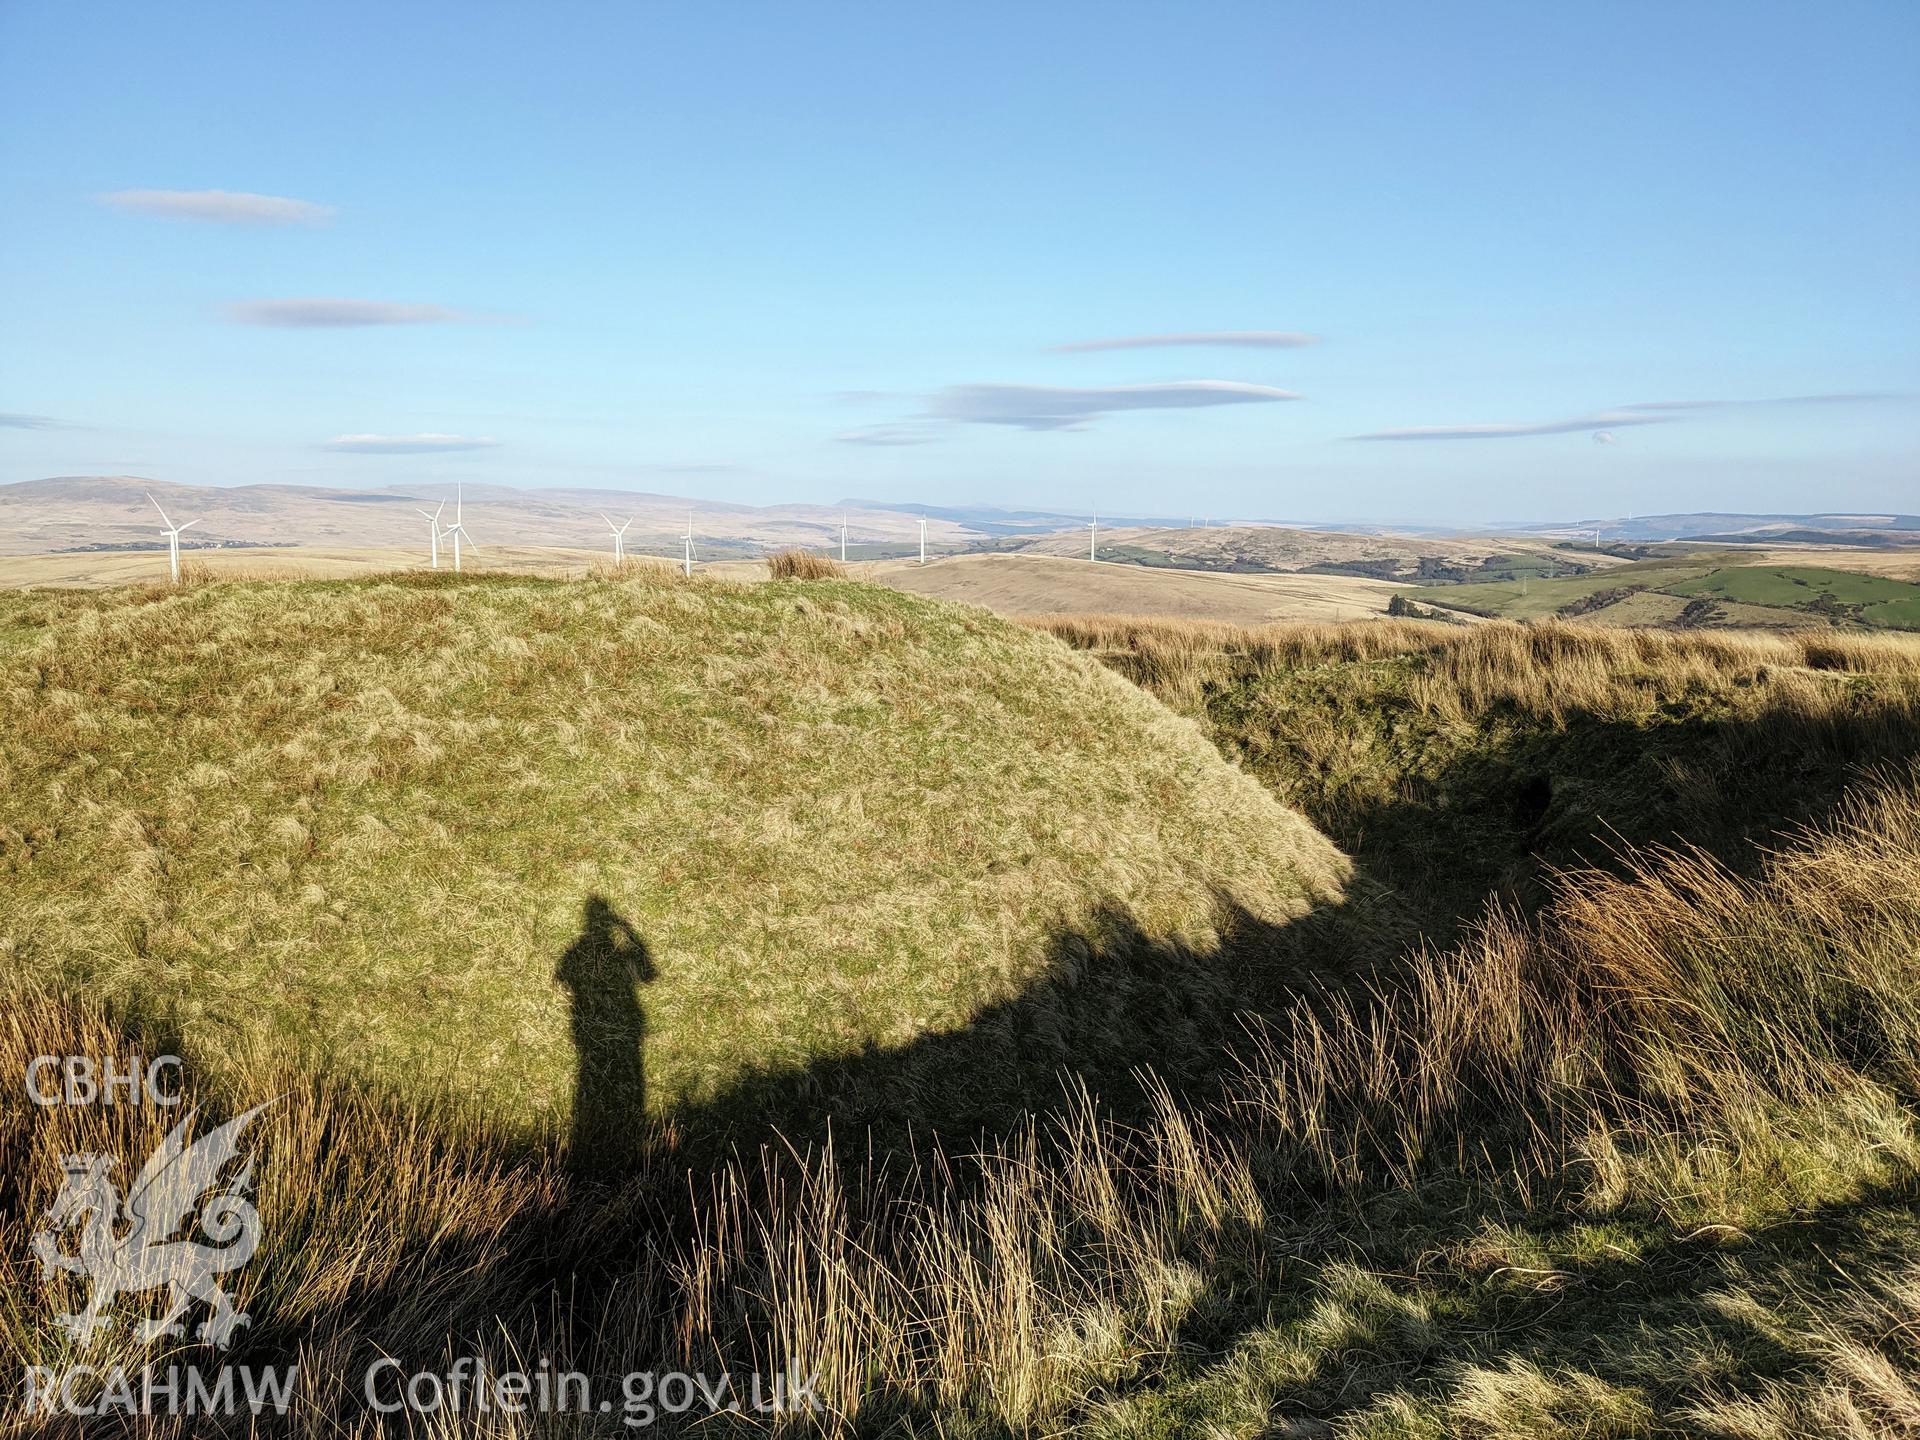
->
[1049,330,1319,353]
[226,299,471,327]
[0,412,62,429]
[1350,392,1909,442]
[1616,393,1905,412]
[1352,410,1668,441]
[837,423,944,446]
[322,433,500,454]
[929,380,1300,432]
[100,188,335,226]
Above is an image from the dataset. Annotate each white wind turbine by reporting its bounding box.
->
[681,510,695,577]
[1088,506,1099,561]
[918,516,927,565]
[146,492,198,584]
[602,512,635,564]
[443,486,476,573]
[415,501,445,569]
[840,511,849,564]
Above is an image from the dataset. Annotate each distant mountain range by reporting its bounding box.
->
[838,499,1184,536]
[4,478,1916,559]
[1508,513,1920,544]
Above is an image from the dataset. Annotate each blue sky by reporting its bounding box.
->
[2,0,1915,522]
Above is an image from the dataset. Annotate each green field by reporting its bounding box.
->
[1404,557,1920,630]
[1668,564,1920,629]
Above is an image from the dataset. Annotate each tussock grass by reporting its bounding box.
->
[766,550,849,580]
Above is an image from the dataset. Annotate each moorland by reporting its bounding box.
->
[4,564,1919,1437]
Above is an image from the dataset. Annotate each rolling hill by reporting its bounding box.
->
[1014,523,1614,582]
[861,551,1406,623]
[0,475,974,558]
[0,546,1415,626]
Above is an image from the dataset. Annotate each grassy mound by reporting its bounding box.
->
[0,572,1347,1143]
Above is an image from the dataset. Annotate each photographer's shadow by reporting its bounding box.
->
[555,896,655,1180]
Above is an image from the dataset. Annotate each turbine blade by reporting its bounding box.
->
[175,519,199,532]
[146,492,173,529]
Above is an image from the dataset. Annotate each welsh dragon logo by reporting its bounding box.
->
[30,1101,275,1349]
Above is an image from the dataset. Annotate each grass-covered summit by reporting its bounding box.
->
[0,571,1347,1141]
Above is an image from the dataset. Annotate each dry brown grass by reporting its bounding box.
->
[766,550,850,580]
[8,763,1918,1435]
[875,552,1401,625]
[585,554,681,581]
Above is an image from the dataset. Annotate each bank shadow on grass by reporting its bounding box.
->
[24,885,1358,1409]
[1147,1175,1920,1435]
[553,885,1360,1173]
[549,682,1920,1169]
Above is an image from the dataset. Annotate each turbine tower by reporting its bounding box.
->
[1088,506,1098,562]
[681,510,695,577]
[145,492,198,585]
[918,516,927,565]
[443,486,474,573]
[601,512,634,564]
[840,512,848,564]
[416,501,445,569]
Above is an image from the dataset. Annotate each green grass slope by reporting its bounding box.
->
[0,572,1348,1145]
[1403,557,1920,631]
[1668,563,1920,628]
[1399,555,1728,622]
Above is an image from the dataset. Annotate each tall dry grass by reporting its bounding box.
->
[766,550,849,581]
[8,763,1917,1435]
[663,765,1920,1430]
[586,554,681,581]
